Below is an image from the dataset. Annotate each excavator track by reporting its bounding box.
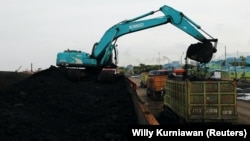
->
[58,67,120,83]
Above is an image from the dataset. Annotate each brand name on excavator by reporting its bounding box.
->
[129,23,144,29]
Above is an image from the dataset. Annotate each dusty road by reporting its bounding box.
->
[237,100,250,125]
[129,77,163,117]
[129,77,250,125]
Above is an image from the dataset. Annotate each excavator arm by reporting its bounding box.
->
[56,5,218,69]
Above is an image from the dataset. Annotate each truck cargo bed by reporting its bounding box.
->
[164,79,238,123]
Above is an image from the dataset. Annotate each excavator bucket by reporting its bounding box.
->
[186,42,217,63]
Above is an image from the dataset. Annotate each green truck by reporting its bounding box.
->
[139,72,149,88]
[164,78,238,124]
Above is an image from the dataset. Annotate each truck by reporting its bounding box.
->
[146,69,170,101]
[163,77,238,124]
[141,68,184,100]
[56,4,218,81]
[139,71,148,88]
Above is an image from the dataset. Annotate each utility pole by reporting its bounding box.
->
[180,52,184,66]
[158,52,161,69]
[31,63,33,72]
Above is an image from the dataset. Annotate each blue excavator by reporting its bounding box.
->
[56,5,218,80]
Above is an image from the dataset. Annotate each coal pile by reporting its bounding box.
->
[0,71,31,90]
[0,66,137,141]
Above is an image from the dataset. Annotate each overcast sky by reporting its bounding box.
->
[1,0,250,71]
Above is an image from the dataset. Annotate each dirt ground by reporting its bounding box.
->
[236,100,250,125]
[0,66,137,141]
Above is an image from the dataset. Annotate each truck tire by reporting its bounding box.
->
[152,91,156,100]
[140,82,146,88]
[146,88,151,97]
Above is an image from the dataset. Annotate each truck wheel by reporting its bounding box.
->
[155,94,161,101]
[153,91,157,101]
[140,82,143,88]
[146,89,151,97]
[178,117,186,124]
